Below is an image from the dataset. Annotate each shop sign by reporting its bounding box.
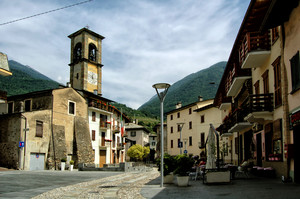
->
[290,110,300,128]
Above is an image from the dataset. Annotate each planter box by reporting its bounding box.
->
[177,176,189,187]
[61,162,65,171]
[204,171,231,184]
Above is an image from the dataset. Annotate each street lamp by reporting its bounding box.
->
[153,83,170,188]
[177,122,185,154]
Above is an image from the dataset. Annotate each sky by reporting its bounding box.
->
[0,0,250,109]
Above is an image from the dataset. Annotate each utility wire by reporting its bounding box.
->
[0,0,93,26]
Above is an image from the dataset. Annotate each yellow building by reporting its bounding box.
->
[214,0,300,180]
[166,98,223,157]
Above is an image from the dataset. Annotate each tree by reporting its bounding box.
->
[127,144,150,161]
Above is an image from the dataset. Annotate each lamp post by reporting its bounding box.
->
[153,83,170,188]
[177,122,185,154]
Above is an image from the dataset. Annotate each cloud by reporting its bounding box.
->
[0,0,250,109]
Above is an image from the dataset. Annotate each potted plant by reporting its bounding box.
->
[69,160,74,171]
[174,154,194,186]
[157,154,176,184]
[61,158,66,171]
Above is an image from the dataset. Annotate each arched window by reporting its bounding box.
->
[89,43,97,62]
[74,43,82,62]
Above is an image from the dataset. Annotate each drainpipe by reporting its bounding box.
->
[20,114,27,170]
[51,93,57,170]
[280,23,290,179]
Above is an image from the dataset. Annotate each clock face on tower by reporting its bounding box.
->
[88,71,98,85]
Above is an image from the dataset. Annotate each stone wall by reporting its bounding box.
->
[75,116,94,164]
[51,124,67,164]
[0,114,21,169]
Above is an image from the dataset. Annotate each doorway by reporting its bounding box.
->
[99,150,106,168]
[294,125,300,183]
[256,133,262,166]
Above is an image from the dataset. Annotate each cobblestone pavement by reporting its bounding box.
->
[32,169,160,199]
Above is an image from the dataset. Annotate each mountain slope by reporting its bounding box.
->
[0,60,60,96]
[138,61,226,117]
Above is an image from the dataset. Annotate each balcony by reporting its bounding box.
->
[88,100,114,112]
[117,143,125,150]
[113,125,120,133]
[240,32,271,69]
[100,121,110,129]
[244,93,274,123]
[226,108,252,133]
[219,96,232,110]
[225,63,251,97]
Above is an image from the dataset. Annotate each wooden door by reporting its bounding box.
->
[99,150,106,168]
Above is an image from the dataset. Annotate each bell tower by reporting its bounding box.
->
[68,28,105,95]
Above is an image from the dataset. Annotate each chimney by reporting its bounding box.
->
[176,102,182,109]
[198,96,203,101]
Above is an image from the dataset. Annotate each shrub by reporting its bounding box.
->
[174,154,194,176]
[156,153,176,176]
[127,144,150,161]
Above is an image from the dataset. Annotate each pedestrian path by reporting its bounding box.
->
[33,169,160,199]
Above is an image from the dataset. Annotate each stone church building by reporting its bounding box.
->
[0,28,128,170]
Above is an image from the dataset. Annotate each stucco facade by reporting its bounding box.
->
[167,99,223,157]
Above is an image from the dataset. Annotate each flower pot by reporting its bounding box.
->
[177,176,189,187]
[69,165,74,171]
[164,174,174,184]
[61,162,65,171]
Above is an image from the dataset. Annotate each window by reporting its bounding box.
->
[89,43,97,62]
[189,108,192,114]
[36,121,43,137]
[177,124,181,132]
[201,115,205,123]
[265,121,283,162]
[290,51,300,92]
[170,115,173,120]
[24,99,31,112]
[272,27,279,43]
[131,131,136,137]
[113,136,116,148]
[189,136,192,146]
[171,126,173,133]
[152,142,156,146]
[101,132,105,146]
[73,43,82,62]
[92,111,96,122]
[177,112,180,118]
[178,139,181,147]
[8,102,13,114]
[272,57,282,107]
[92,130,96,141]
[262,70,269,94]
[200,132,205,147]
[68,101,75,115]
[171,140,173,148]
[189,121,192,129]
